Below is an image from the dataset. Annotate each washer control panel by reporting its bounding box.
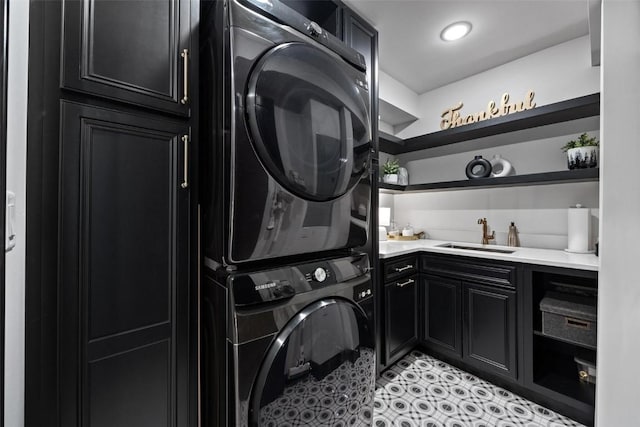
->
[231,253,370,307]
[301,264,333,284]
[312,267,327,282]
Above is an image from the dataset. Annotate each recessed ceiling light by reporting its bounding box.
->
[440,21,472,42]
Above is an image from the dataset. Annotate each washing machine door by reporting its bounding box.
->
[247,42,371,202]
[249,298,375,426]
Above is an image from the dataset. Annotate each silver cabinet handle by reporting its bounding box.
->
[180,49,189,105]
[395,265,414,272]
[181,134,189,189]
[396,278,415,288]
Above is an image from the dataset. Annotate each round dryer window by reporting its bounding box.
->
[249,298,375,426]
[247,42,372,201]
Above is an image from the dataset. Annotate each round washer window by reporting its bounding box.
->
[249,298,375,426]
[247,42,371,201]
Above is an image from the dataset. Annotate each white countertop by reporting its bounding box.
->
[379,239,599,271]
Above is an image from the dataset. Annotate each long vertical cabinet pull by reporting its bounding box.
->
[180,49,189,104]
[181,134,189,189]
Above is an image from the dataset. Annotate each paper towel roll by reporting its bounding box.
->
[567,206,591,253]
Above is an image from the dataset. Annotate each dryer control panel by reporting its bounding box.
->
[231,253,369,307]
[237,0,367,72]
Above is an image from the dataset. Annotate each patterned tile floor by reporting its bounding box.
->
[373,350,585,427]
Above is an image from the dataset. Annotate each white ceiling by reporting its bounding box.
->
[343,0,590,94]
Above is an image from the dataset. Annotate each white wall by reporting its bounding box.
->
[397,35,600,138]
[4,1,30,426]
[595,1,640,425]
[378,119,394,135]
[378,71,422,134]
[379,70,421,118]
[380,34,600,250]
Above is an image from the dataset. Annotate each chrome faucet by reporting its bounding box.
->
[477,218,495,245]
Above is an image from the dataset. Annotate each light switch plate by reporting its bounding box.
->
[378,226,388,241]
[5,191,15,252]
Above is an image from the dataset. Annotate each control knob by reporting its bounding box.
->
[312,267,327,282]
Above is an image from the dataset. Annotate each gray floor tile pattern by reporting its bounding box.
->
[373,350,585,427]
[258,348,375,426]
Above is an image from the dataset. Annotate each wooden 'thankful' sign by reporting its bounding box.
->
[440,90,536,130]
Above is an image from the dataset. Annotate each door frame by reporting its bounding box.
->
[0,0,9,423]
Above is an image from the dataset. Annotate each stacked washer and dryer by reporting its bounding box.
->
[200,0,375,426]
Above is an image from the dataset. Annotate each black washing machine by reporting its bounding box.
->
[202,253,375,426]
[200,0,372,268]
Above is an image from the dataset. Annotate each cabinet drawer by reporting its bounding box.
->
[386,275,418,290]
[384,255,417,282]
[421,255,516,289]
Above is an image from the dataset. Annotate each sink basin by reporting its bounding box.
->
[437,243,516,254]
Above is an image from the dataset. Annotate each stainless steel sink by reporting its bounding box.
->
[436,243,516,254]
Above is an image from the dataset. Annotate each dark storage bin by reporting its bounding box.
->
[540,292,597,348]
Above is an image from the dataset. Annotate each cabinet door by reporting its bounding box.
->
[385,275,418,365]
[422,275,462,358]
[58,101,190,427]
[464,282,517,379]
[62,0,191,116]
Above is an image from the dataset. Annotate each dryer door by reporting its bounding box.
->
[249,298,375,426]
[247,42,371,202]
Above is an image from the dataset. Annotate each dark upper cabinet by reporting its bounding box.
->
[385,274,419,365]
[464,282,517,379]
[422,275,462,358]
[62,0,192,116]
[281,0,342,37]
[58,101,190,427]
[343,8,378,155]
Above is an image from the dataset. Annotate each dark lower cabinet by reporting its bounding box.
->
[420,255,519,381]
[62,0,193,116]
[381,253,595,426]
[385,274,419,365]
[422,274,516,378]
[422,275,462,357]
[463,282,517,379]
[58,101,191,427]
[524,266,598,426]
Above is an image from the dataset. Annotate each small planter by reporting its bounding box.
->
[562,133,599,170]
[383,174,399,184]
[567,146,598,169]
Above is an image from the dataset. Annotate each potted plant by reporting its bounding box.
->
[562,133,599,169]
[382,158,400,184]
